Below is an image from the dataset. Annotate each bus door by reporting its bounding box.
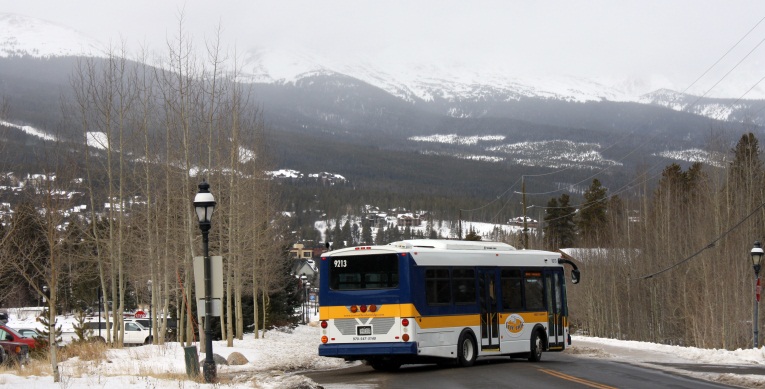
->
[477,268,500,351]
[545,268,565,350]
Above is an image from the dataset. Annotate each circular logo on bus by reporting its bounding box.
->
[505,314,524,337]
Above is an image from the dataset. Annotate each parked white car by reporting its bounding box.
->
[85,319,153,345]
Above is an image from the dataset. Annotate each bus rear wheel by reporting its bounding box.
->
[528,331,543,362]
[457,331,477,367]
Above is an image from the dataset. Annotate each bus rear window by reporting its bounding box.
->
[329,254,399,290]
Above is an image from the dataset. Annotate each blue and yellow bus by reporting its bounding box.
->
[318,239,580,370]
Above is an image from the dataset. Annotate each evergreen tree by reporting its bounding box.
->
[578,179,608,245]
[72,309,89,343]
[341,220,352,247]
[465,227,481,241]
[728,133,764,218]
[375,226,385,245]
[332,221,344,249]
[361,220,373,244]
[351,222,360,245]
[389,225,402,242]
[544,193,576,249]
[36,308,62,354]
[730,132,763,184]
[324,226,331,246]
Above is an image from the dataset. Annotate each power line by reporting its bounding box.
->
[460,14,765,221]
[685,38,765,109]
[634,201,765,280]
[679,15,765,96]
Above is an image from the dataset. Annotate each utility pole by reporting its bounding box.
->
[522,176,529,249]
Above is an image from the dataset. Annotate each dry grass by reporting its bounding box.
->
[15,358,51,377]
[0,343,242,386]
[59,341,109,363]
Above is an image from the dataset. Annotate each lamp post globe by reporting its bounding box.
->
[751,241,764,349]
[752,241,763,275]
[194,179,216,382]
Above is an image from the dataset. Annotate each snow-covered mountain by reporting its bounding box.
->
[0,13,103,58]
[239,46,645,104]
[0,12,761,126]
[236,46,765,123]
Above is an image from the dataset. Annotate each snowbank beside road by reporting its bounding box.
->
[0,324,350,389]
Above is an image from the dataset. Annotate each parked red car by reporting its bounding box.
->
[0,324,37,350]
[0,340,29,365]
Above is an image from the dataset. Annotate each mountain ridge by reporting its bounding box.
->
[1,12,762,124]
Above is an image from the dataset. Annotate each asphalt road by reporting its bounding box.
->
[303,353,738,389]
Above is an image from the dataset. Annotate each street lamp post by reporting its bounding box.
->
[751,241,764,349]
[147,280,153,344]
[300,274,307,324]
[305,281,311,323]
[194,180,217,383]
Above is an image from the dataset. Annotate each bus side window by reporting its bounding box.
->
[524,271,545,311]
[501,269,523,310]
[425,268,451,305]
[452,268,476,304]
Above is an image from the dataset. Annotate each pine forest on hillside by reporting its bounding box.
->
[1,24,765,370]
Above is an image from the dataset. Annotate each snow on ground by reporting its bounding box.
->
[0,120,56,141]
[2,309,764,388]
[571,335,765,388]
[0,320,351,389]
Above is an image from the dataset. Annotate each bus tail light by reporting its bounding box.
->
[321,320,328,329]
[350,305,358,313]
[321,336,328,344]
[402,334,410,342]
[360,305,367,313]
[402,318,410,327]
[369,304,377,312]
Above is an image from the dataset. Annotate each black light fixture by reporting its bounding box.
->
[751,241,764,349]
[194,180,216,227]
[752,241,763,275]
[147,279,153,344]
[194,179,216,383]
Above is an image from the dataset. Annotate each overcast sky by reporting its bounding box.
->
[2,1,765,97]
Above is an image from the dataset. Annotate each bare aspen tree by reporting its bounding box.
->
[160,12,202,347]
[3,135,81,382]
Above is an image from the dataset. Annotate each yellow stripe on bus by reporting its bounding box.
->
[320,304,554,329]
[319,303,422,320]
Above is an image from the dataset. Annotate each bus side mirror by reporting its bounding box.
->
[571,269,581,284]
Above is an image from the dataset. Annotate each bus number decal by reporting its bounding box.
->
[334,259,347,268]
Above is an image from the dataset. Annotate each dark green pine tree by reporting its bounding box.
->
[361,220,373,244]
[465,227,482,241]
[375,226,385,245]
[36,308,62,354]
[578,179,608,245]
[544,193,576,250]
[728,133,764,213]
[332,221,344,249]
[72,309,89,342]
[730,132,763,183]
[324,226,331,247]
[388,225,402,242]
[341,220,352,247]
[351,222,360,245]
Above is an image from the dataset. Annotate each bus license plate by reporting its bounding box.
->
[357,326,372,336]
